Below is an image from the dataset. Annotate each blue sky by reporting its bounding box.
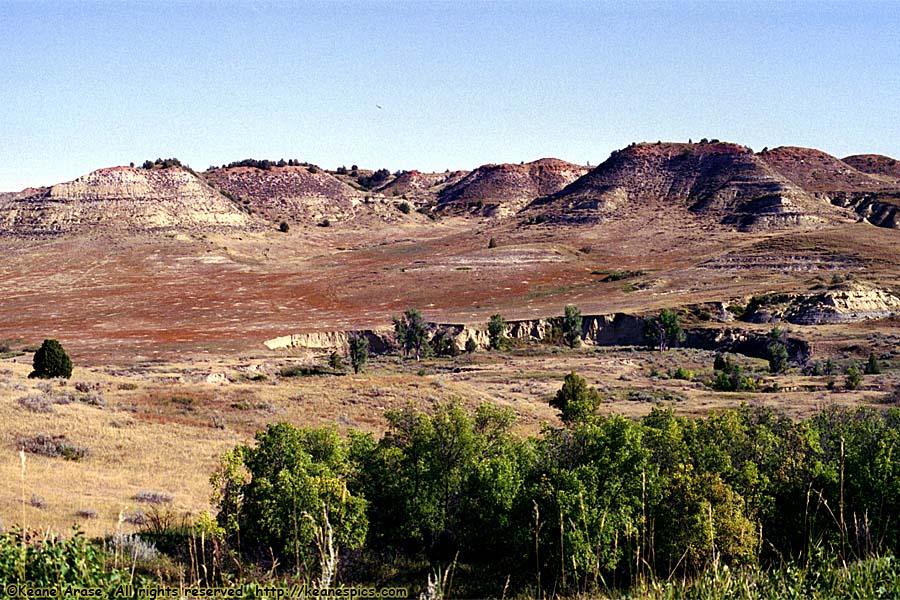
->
[1,0,898,191]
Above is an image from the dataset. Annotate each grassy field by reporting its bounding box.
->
[2,329,896,540]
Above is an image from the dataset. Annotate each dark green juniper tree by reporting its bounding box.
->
[28,339,73,379]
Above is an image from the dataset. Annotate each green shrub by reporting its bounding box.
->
[349,334,369,374]
[28,339,72,379]
[487,314,508,350]
[669,366,694,381]
[865,352,882,375]
[644,309,685,351]
[714,353,731,371]
[562,304,583,348]
[0,527,136,590]
[845,365,863,390]
[711,364,757,392]
[211,424,367,575]
[550,371,602,424]
[430,328,459,357]
[328,351,345,372]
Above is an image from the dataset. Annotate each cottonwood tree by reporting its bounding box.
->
[644,309,685,352]
[562,305,583,348]
[349,334,369,374]
[767,327,789,374]
[393,309,428,360]
[487,314,508,350]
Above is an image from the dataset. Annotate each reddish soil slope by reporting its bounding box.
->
[437,158,588,217]
[842,154,900,181]
[528,142,846,230]
[203,165,363,225]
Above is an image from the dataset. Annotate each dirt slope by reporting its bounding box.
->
[842,154,900,181]
[760,147,900,228]
[0,167,252,236]
[527,142,847,230]
[203,165,366,225]
[437,158,588,217]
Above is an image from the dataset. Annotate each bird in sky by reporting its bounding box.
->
[376,104,383,109]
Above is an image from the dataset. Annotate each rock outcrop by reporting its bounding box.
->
[741,284,900,325]
[264,328,396,354]
[437,158,589,217]
[527,142,841,230]
[760,147,900,228]
[264,311,812,363]
[376,169,468,202]
[0,167,252,235]
[785,285,900,324]
[203,165,362,224]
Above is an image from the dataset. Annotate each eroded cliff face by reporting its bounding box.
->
[264,328,396,355]
[760,147,900,229]
[264,312,812,364]
[527,142,843,230]
[0,166,253,235]
[786,286,900,324]
[437,158,589,217]
[741,284,900,325]
[203,165,364,224]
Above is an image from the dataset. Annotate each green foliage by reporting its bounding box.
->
[464,338,477,354]
[845,365,863,390]
[670,366,694,381]
[222,158,309,170]
[328,351,345,372]
[711,363,758,392]
[28,339,73,379]
[279,364,341,377]
[714,353,731,371]
[397,201,411,214]
[0,527,134,592]
[357,168,390,189]
[562,304,583,348]
[142,157,182,169]
[767,341,788,374]
[348,401,526,569]
[430,328,459,357]
[198,401,900,595]
[865,352,882,375]
[550,371,602,425]
[213,424,367,575]
[393,308,428,360]
[278,221,290,233]
[348,334,368,374]
[487,313,508,350]
[603,269,646,282]
[644,309,686,352]
[767,327,789,373]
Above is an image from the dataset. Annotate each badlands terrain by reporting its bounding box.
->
[1,140,899,534]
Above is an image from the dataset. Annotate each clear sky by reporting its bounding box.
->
[1,0,898,191]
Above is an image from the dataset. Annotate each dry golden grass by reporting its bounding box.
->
[2,331,896,539]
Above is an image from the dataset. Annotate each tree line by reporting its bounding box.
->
[211,391,900,596]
